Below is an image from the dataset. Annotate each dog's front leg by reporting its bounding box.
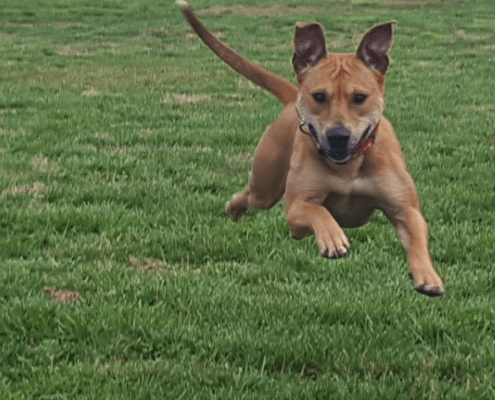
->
[286,195,349,258]
[384,201,444,297]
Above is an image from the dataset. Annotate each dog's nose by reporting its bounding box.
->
[325,125,351,161]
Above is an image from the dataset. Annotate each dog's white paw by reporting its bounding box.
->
[315,226,350,259]
[225,193,249,221]
[410,268,444,297]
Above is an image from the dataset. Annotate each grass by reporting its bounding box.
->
[1,0,494,398]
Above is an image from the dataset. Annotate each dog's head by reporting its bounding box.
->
[293,22,393,164]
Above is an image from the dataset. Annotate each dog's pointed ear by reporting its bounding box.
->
[356,22,394,74]
[292,22,327,76]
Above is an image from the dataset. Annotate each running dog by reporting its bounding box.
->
[178,1,444,296]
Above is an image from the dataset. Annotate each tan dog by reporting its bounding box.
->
[179,1,444,296]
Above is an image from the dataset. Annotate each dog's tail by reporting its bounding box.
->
[177,1,298,106]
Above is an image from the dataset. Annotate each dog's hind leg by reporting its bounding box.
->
[225,168,284,221]
[225,130,289,220]
[225,106,298,220]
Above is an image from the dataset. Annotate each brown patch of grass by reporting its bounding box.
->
[149,27,169,39]
[82,88,100,97]
[36,65,208,89]
[95,131,114,141]
[31,155,58,173]
[185,31,223,40]
[480,44,495,51]
[458,103,495,113]
[138,128,153,138]
[57,46,90,57]
[44,287,80,303]
[382,0,467,6]
[178,145,213,154]
[247,41,292,52]
[0,60,16,68]
[455,29,491,41]
[2,182,44,197]
[0,33,14,42]
[162,93,212,104]
[226,152,253,166]
[0,107,17,115]
[417,60,437,67]
[129,257,168,273]
[198,5,324,17]
[0,127,17,134]
[99,144,214,157]
[0,21,87,29]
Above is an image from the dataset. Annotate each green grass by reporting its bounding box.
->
[1,0,495,398]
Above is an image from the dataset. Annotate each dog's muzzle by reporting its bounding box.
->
[296,107,378,164]
[301,122,377,164]
[323,125,352,163]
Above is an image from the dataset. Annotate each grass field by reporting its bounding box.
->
[1,0,494,398]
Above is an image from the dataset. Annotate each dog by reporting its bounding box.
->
[178,1,444,296]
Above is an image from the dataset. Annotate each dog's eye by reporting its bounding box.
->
[353,94,368,105]
[312,93,326,104]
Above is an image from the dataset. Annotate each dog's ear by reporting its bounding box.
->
[292,22,327,77]
[356,22,394,74]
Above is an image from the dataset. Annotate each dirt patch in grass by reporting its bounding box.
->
[0,21,87,29]
[0,127,17,134]
[198,5,324,17]
[382,0,467,6]
[0,33,14,42]
[44,287,80,303]
[31,155,58,173]
[138,128,153,138]
[130,257,168,273]
[455,29,491,41]
[95,131,114,141]
[57,46,90,57]
[82,88,100,97]
[185,31,223,40]
[226,152,253,166]
[2,182,44,197]
[162,93,212,104]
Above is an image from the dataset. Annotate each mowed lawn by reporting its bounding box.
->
[1,0,494,398]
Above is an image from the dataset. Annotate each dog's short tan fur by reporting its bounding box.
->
[179,1,444,296]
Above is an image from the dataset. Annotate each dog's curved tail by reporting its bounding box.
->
[177,1,298,106]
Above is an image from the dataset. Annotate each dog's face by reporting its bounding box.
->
[293,22,393,164]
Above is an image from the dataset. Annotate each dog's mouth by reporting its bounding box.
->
[306,123,350,164]
[309,123,373,164]
[306,124,348,164]
[308,124,321,150]
[297,101,376,164]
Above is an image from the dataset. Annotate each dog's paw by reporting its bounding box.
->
[225,193,248,221]
[410,269,444,297]
[315,226,350,259]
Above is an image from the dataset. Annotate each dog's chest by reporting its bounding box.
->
[323,177,377,227]
[328,174,375,197]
